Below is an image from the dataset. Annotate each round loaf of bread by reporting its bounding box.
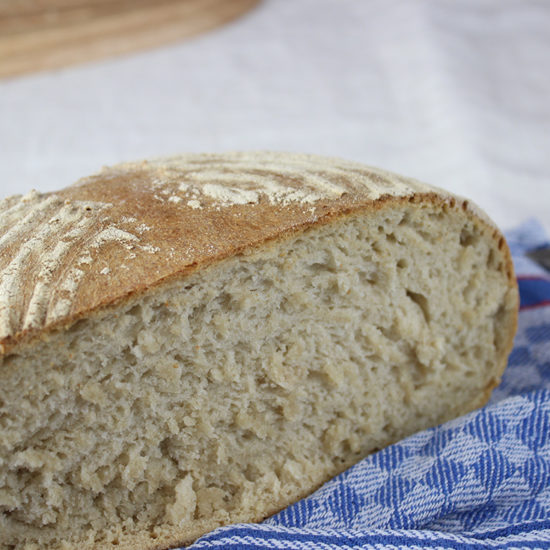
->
[0,152,518,549]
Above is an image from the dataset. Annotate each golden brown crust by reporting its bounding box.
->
[0,152,516,359]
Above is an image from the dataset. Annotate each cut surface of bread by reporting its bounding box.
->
[0,153,518,549]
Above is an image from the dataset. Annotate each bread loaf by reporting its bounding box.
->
[0,152,518,549]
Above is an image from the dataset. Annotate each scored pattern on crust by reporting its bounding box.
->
[0,192,141,341]
[0,152,466,351]
[111,152,434,209]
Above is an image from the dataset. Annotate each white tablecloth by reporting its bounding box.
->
[1,0,549,232]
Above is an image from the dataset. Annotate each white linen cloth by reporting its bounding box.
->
[0,0,549,231]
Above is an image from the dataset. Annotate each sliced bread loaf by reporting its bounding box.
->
[0,152,518,549]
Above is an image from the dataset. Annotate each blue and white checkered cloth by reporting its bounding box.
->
[188,220,550,550]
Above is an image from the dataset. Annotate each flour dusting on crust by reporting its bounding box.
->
[0,152,483,351]
[117,152,440,209]
[0,193,143,340]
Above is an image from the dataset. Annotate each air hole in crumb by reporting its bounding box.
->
[487,248,500,270]
[67,319,87,334]
[417,229,433,243]
[308,262,333,274]
[379,325,400,343]
[460,228,478,247]
[406,290,430,323]
[1,354,18,368]
[398,212,410,225]
[127,305,142,317]
[241,430,255,442]
[397,259,408,269]
[372,241,382,254]
[359,271,378,285]
[214,292,232,308]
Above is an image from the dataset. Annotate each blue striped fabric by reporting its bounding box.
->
[518,278,550,309]
[188,221,550,550]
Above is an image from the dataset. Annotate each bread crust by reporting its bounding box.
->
[0,152,516,359]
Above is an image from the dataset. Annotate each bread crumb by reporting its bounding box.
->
[166,476,196,525]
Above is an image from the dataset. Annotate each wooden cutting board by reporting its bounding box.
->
[0,0,260,78]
